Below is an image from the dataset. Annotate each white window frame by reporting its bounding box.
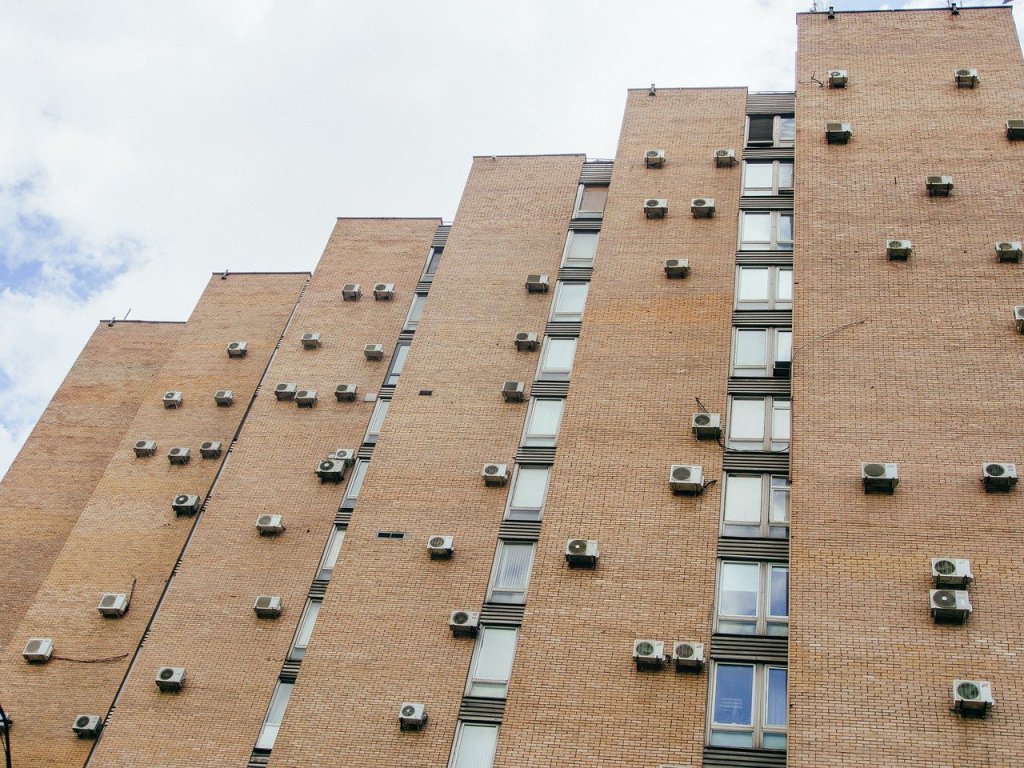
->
[288,598,322,660]
[708,663,788,750]
[448,723,499,768]
[465,626,519,698]
[738,212,794,252]
[521,398,565,447]
[535,336,577,381]
[726,397,790,452]
[745,115,794,148]
[341,459,369,509]
[572,184,608,219]
[255,680,294,750]
[384,341,411,387]
[422,246,443,279]
[731,327,792,377]
[721,473,790,539]
[560,230,600,268]
[486,541,535,604]
[364,398,390,443]
[504,464,551,521]
[735,266,793,310]
[715,561,789,636]
[549,281,589,322]
[742,161,794,196]
[403,293,427,331]
[316,525,345,580]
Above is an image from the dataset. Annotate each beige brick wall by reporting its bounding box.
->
[0,273,306,768]
[792,8,1024,767]
[0,321,180,648]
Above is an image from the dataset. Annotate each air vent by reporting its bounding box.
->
[525,274,549,293]
[825,122,853,144]
[953,679,993,717]
[690,197,716,218]
[514,332,538,351]
[335,383,358,401]
[827,69,848,88]
[861,462,898,494]
[632,639,666,671]
[254,595,283,619]
[664,258,690,279]
[644,149,666,168]
[373,283,395,300]
[22,637,53,663]
[691,413,722,440]
[398,702,427,731]
[167,447,190,465]
[995,241,1023,263]
[342,283,362,301]
[71,714,103,739]
[448,610,480,638]
[427,535,454,559]
[214,389,234,406]
[97,592,129,618]
[1006,119,1024,140]
[172,494,200,516]
[482,463,510,487]
[644,198,668,219]
[226,340,248,358]
[300,332,322,349]
[274,383,297,400]
[501,381,526,402]
[134,440,157,457]
[672,641,705,672]
[256,514,285,535]
[886,240,912,261]
[714,148,737,167]
[364,343,385,360]
[162,391,183,408]
[199,441,223,459]
[930,589,972,623]
[954,68,979,88]
[931,558,973,588]
[926,175,953,196]
[669,464,704,495]
[295,389,318,408]
[982,462,1017,492]
[565,538,599,568]
[155,666,186,692]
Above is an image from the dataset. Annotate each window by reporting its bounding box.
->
[549,281,589,322]
[739,213,793,252]
[536,337,577,381]
[742,161,794,196]
[561,230,599,268]
[255,681,294,750]
[745,115,794,148]
[521,398,565,447]
[735,267,793,310]
[404,293,427,331]
[365,398,390,443]
[505,465,551,520]
[466,626,518,697]
[448,723,499,768]
[731,328,792,377]
[384,342,411,387]
[709,664,788,750]
[721,473,790,539]
[727,397,790,452]
[573,185,608,219]
[316,526,345,580]
[422,247,443,278]
[716,562,789,636]
[341,459,369,509]
[288,599,322,660]
[487,541,535,603]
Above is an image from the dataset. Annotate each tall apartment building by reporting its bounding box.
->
[2,7,1023,767]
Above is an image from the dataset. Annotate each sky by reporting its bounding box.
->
[1,0,1022,477]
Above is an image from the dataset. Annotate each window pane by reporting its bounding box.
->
[720,563,759,617]
[723,475,762,523]
[385,343,410,385]
[778,215,794,250]
[578,185,608,214]
[778,162,794,190]
[776,330,792,363]
[318,527,345,579]
[743,163,773,193]
[490,543,535,602]
[740,214,772,248]
[509,467,550,512]
[367,398,390,438]
[405,294,426,330]
[730,399,766,440]
[737,268,769,302]
[539,338,576,376]
[779,117,795,142]
[765,668,788,727]
[344,460,369,503]
[769,476,790,525]
[291,600,322,659]
[769,567,789,618]
[255,682,294,750]
[734,330,768,367]
[776,269,793,301]
[563,231,599,266]
[771,400,791,442]
[450,724,498,768]
[713,665,754,725]
[424,247,442,276]
[469,627,518,697]
[526,399,564,441]
[748,116,774,143]
[552,282,588,320]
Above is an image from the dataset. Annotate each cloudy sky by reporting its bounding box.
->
[1,0,1021,476]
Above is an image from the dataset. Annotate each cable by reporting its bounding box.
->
[0,700,12,768]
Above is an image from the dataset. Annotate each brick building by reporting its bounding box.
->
[2,7,1023,767]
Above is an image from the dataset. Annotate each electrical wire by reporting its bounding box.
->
[0,699,12,768]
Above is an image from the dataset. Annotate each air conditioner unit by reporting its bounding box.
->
[162,391,183,408]
[565,538,599,568]
[22,637,53,663]
[632,639,666,671]
[514,332,538,351]
[1014,306,1024,334]
[373,283,395,300]
[200,441,223,459]
[1006,119,1024,140]
[827,69,848,87]
[427,535,454,559]
[316,459,347,483]
[669,464,704,495]
[886,239,912,261]
[254,595,283,618]
[97,592,129,618]
[482,463,509,487]
[214,389,234,406]
[664,258,690,279]
[954,68,979,88]
[295,389,318,408]
[300,332,322,349]
[930,589,972,623]
[690,197,716,218]
[335,383,358,401]
[172,494,200,516]
[167,447,191,465]
[134,440,157,457]
[448,610,480,637]
[364,343,385,360]
[714,148,737,167]
[995,241,1023,263]
[155,666,186,692]
[342,283,362,301]
[644,149,666,168]
[226,340,248,358]
[861,462,898,494]
[256,514,285,535]
[275,383,297,400]
[953,679,993,717]
[330,448,356,466]
[398,702,427,731]
[825,122,853,144]
[926,175,954,196]
[672,641,706,672]
[691,413,722,440]
[644,198,668,219]
[501,381,526,402]
[525,274,549,293]
[71,714,103,739]
[982,462,1017,492]
[931,558,973,588]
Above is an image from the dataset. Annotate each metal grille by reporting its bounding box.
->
[531,381,570,398]
[710,634,788,663]
[497,520,542,541]
[415,279,432,292]
[247,750,272,768]
[280,659,301,683]
[740,146,795,161]
[738,197,793,211]
[703,746,787,768]
[308,580,329,600]
[545,321,582,337]
[557,267,593,282]
[515,446,557,464]
[746,92,795,114]
[731,311,792,327]
[398,330,415,344]
[717,537,789,562]
[728,379,792,397]
[335,509,352,527]
[357,445,374,460]
[722,451,789,473]
[378,384,396,399]
[567,220,602,232]
[431,224,451,248]
[579,161,613,184]
[735,253,793,266]
[458,696,506,724]
[479,602,526,626]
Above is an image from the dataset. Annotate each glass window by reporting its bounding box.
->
[505,465,551,521]
[448,723,499,768]
[574,185,608,219]
[746,115,794,147]
[537,337,577,380]
[288,599,322,660]
[365,398,390,443]
[423,247,443,278]
[317,526,345,580]
[341,459,369,508]
[562,230,599,268]
[735,267,793,309]
[727,397,790,452]
[255,681,294,750]
[716,562,789,636]
[487,541,535,604]
[404,293,427,331]
[550,281,589,322]
[384,342,411,387]
[732,328,792,377]
[742,161,794,196]
[521,398,565,447]
[710,664,787,750]
[739,213,793,252]
[722,473,789,539]
[778,117,795,144]
[466,626,518,698]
